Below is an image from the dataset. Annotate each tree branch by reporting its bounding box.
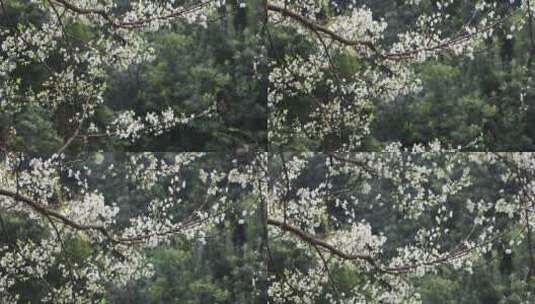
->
[50,0,113,22]
[267,218,376,265]
[266,4,377,52]
[0,188,108,234]
[51,0,214,28]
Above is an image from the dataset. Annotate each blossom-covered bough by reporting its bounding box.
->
[0,0,252,149]
[0,152,267,302]
[2,150,535,302]
[267,0,533,150]
[267,150,535,303]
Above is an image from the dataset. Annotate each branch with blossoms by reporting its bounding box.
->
[266,4,377,51]
[103,104,218,142]
[267,151,535,303]
[0,0,249,151]
[47,0,224,28]
[267,0,530,150]
[0,152,266,302]
[267,218,377,264]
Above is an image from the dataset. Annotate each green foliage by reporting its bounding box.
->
[373,19,535,150]
[417,248,535,304]
[6,106,63,152]
[145,249,229,303]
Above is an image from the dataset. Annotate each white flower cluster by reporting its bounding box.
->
[107,104,216,141]
[328,7,387,49]
[65,192,120,228]
[331,221,387,256]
